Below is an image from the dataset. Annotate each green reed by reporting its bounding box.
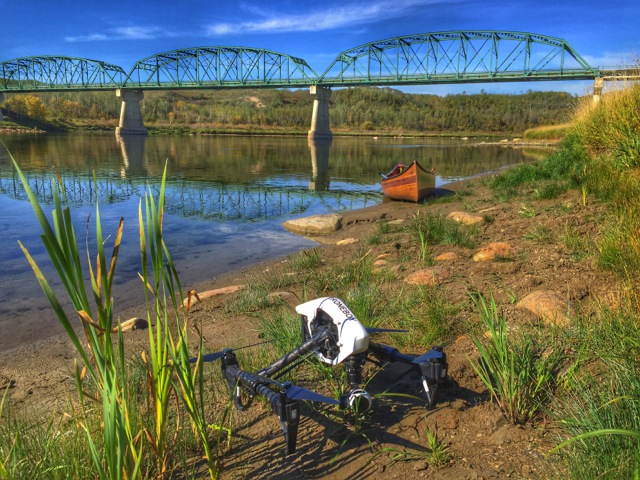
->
[11,148,143,479]
[469,293,559,424]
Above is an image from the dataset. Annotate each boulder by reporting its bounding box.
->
[448,211,485,226]
[517,290,573,326]
[434,252,458,262]
[117,317,148,332]
[473,242,512,262]
[404,267,451,286]
[282,214,342,236]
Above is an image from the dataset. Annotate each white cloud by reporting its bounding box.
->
[581,52,638,69]
[205,0,444,36]
[65,25,179,43]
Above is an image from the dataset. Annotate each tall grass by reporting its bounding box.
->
[11,153,143,479]
[513,83,640,475]
[523,123,571,140]
[469,294,559,424]
[4,145,225,479]
[551,304,640,479]
[572,84,640,170]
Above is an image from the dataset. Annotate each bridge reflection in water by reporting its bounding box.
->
[1,134,377,223]
[0,134,550,223]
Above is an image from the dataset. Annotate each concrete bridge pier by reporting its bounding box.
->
[0,93,4,121]
[115,89,148,136]
[593,77,604,104]
[308,86,332,140]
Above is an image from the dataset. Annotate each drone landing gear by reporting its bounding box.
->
[341,354,373,414]
[219,348,338,454]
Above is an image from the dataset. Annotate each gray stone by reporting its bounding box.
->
[282,213,342,236]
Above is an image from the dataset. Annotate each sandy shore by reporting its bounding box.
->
[1,168,620,478]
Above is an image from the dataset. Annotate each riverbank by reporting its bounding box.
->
[0,165,617,478]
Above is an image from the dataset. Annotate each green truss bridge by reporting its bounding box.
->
[0,31,635,137]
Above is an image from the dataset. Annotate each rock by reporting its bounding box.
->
[336,238,359,246]
[448,211,485,226]
[374,259,388,266]
[517,290,573,326]
[183,285,245,307]
[473,242,512,262]
[434,252,458,262]
[489,425,512,445]
[282,214,342,236]
[388,219,405,225]
[267,291,299,306]
[117,317,148,332]
[404,267,451,286]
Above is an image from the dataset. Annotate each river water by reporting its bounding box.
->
[0,133,544,351]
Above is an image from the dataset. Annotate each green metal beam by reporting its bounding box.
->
[122,46,319,89]
[0,56,126,92]
[318,30,601,86]
[0,32,614,93]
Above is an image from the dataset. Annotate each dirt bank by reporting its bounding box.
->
[0,172,616,479]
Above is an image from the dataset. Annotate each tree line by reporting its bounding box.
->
[1,86,579,134]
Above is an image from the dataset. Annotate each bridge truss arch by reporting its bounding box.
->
[319,31,600,86]
[123,46,319,89]
[0,56,126,92]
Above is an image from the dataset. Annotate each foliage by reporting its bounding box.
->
[469,294,559,424]
[3,87,578,134]
[550,305,640,479]
[405,212,478,249]
[12,150,143,479]
[4,94,47,120]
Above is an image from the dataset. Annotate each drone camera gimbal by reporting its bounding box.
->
[191,297,448,454]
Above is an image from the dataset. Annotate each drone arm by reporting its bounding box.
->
[257,327,331,378]
[367,342,416,365]
[368,342,448,409]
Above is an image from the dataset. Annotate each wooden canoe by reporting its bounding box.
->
[380,161,435,202]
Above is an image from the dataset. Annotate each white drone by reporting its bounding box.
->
[192,296,448,454]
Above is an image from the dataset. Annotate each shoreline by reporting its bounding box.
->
[0,175,479,356]
[0,163,620,478]
[0,178,467,399]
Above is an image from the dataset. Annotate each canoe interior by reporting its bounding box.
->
[381,161,435,202]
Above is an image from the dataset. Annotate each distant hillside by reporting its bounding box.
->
[1,86,579,135]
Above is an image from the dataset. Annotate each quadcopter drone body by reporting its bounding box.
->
[193,297,448,454]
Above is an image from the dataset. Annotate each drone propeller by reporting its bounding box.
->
[282,382,340,405]
[189,349,227,364]
[366,327,409,334]
[189,339,275,364]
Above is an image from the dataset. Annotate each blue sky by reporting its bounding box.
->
[2,0,638,95]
